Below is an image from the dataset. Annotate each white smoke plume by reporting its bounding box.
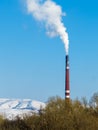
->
[25,0,69,54]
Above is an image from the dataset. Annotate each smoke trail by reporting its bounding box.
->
[25,0,69,54]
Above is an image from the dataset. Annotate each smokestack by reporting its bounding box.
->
[65,55,70,99]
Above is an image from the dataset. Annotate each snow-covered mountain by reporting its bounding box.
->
[0,98,45,120]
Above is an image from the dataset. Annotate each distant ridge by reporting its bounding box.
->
[0,98,45,120]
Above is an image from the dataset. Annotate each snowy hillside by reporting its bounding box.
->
[0,98,45,120]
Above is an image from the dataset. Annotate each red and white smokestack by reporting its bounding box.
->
[65,55,70,99]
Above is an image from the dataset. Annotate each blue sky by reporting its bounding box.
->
[0,0,98,101]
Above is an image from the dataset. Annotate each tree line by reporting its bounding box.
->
[0,92,98,130]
